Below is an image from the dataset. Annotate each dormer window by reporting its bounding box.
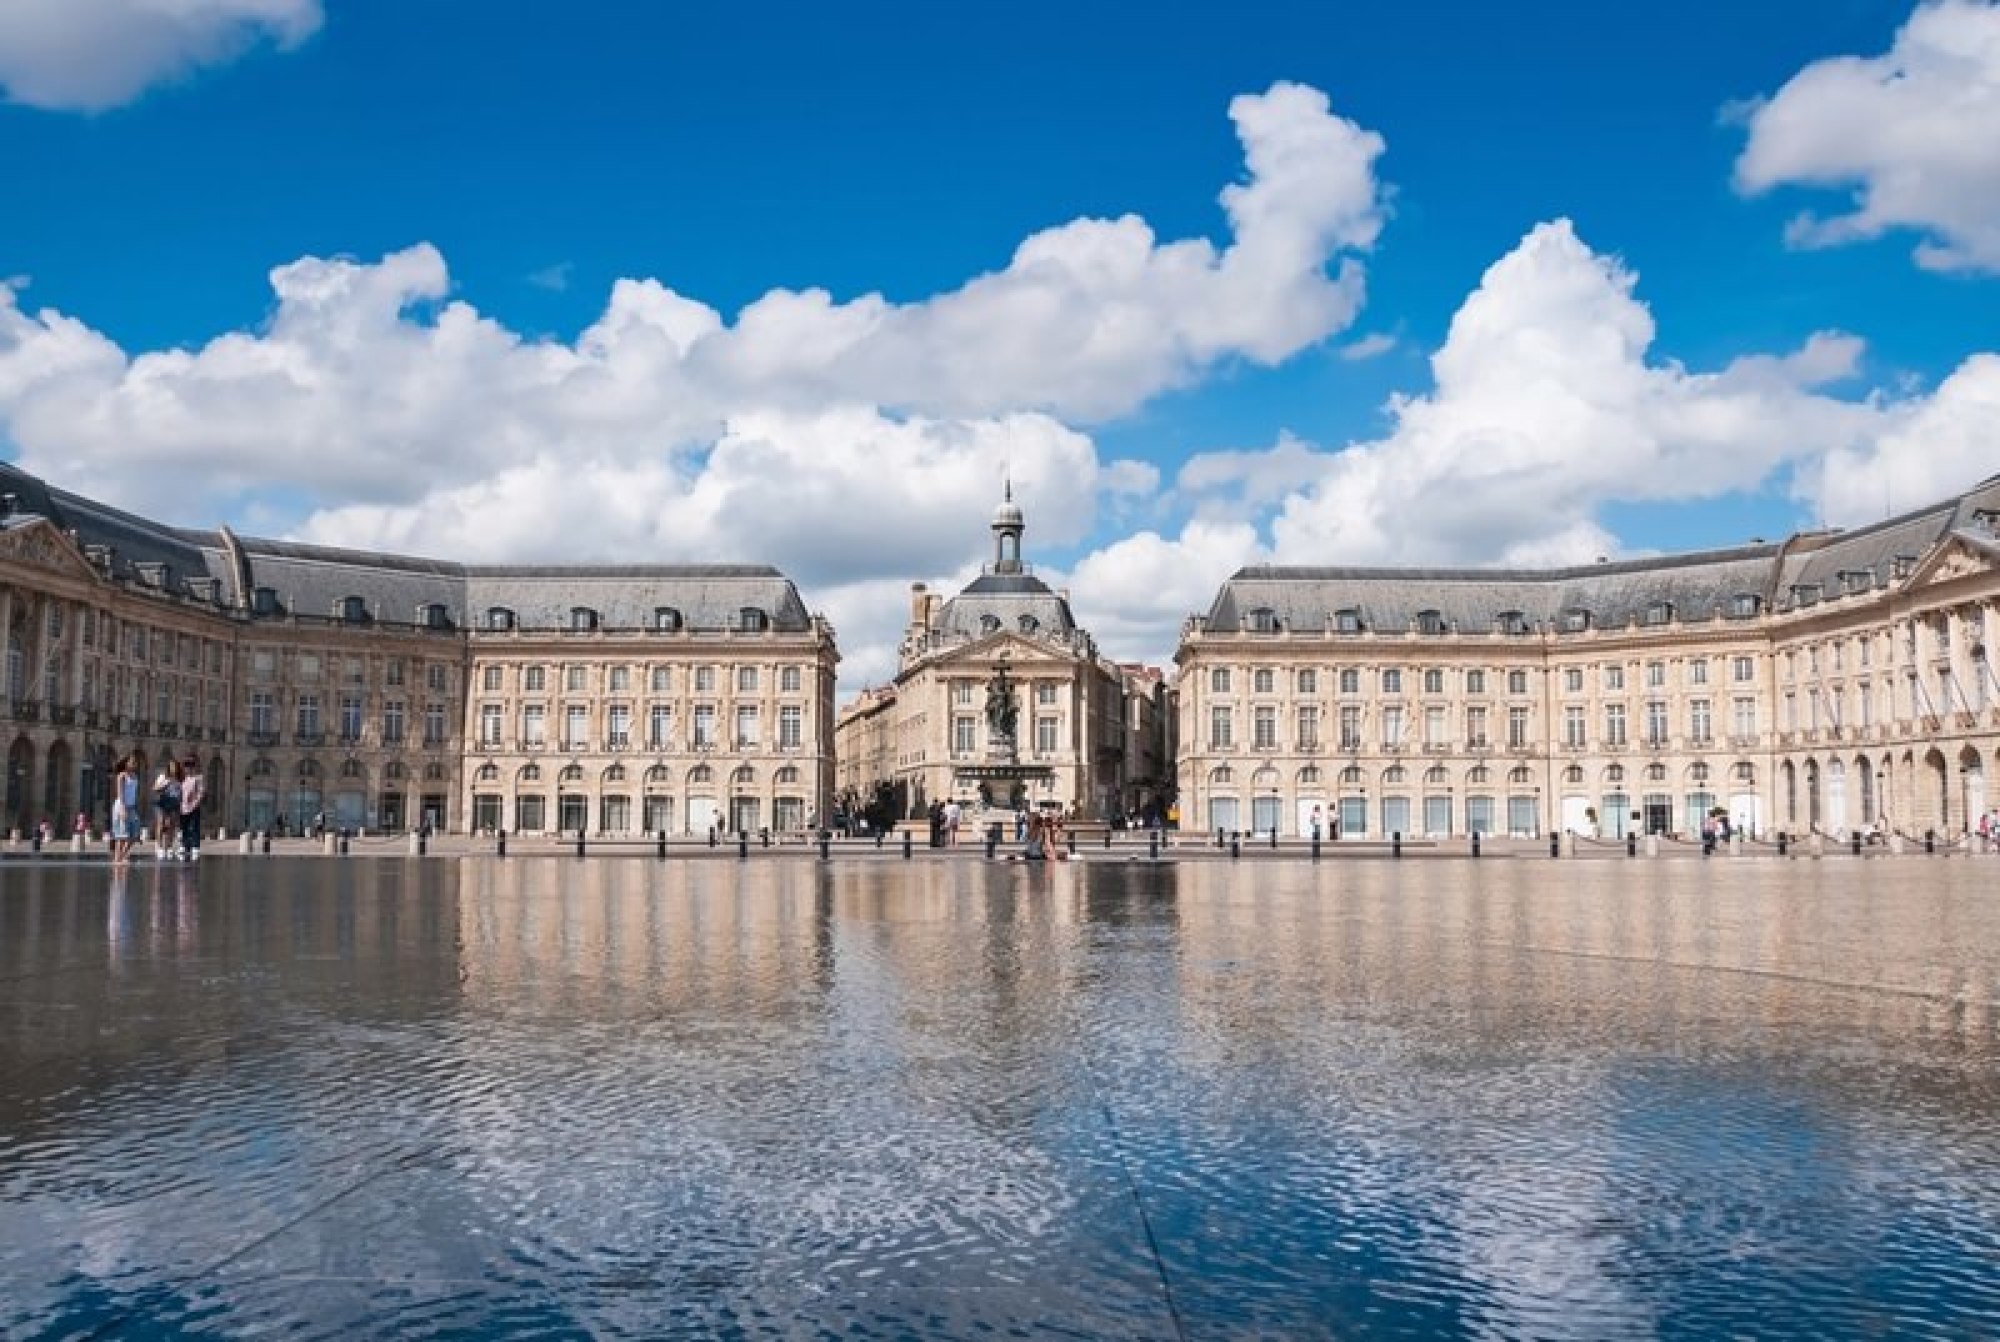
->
[1641,602,1673,627]
[1496,610,1530,636]
[252,586,281,617]
[1561,609,1591,633]
[1334,608,1362,634]
[1790,583,1821,607]
[1018,614,1040,634]
[571,607,599,632]
[737,607,768,633]
[486,607,516,631]
[1247,607,1280,634]
[979,614,1001,634]
[422,603,451,630]
[339,595,369,624]
[1891,554,1916,580]
[1840,570,1872,596]
[653,607,682,632]
[1415,609,1446,636]
[1728,593,1761,619]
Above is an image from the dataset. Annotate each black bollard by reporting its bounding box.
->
[738,831,748,860]
[417,830,427,857]
[339,832,350,856]
[1471,831,1481,858]
[30,831,40,854]
[874,830,884,849]
[1851,831,1862,857]
[1549,833,1560,858]
[1105,831,1113,850]
[1229,833,1240,860]
[1268,827,1278,850]
[1216,827,1225,850]
[902,830,912,860]
[761,827,770,849]
[1626,832,1637,858]
[986,829,998,860]
[1149,829,1160,860]
[708,826,718,848]
[1067,830,1077,858]
[1392,830,1402,859]
[1312,834,1322,862]
[1778,831,1789,857]
[657,830,667,859]
[261,830,272,855]
[1925,828,1935,855]
[819,830,830,861]
[498,828,508,858]
[575,830,585,858]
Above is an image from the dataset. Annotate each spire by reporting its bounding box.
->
[990,482,1025,575]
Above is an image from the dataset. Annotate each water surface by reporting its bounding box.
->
[3,855,1999,1339]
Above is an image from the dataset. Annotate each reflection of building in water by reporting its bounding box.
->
[0,462,838,836]
[1176,477,2000,842]
[835,486,1169,825]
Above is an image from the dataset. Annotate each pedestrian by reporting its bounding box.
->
[109,754,140,867]
[152,758,183,860]
[1310,804,1322,843]
[944,798,961,847]
[177,756,205,862]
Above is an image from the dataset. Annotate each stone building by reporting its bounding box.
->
[833,488,1165,826]
[0,463,837,837]
[1175,476,2000,842]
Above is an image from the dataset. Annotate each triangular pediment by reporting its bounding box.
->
[927,631,1079,669]
[1903,532,2000,593]
[0,519,104,587]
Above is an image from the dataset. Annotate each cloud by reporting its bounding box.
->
[0,82,1386,685]
[1338,332,1396,361]
[1733,0,2000,271]
[0,0,322,112]
[526,262,574,293]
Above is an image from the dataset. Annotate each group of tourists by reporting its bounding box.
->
[107,754,205,868]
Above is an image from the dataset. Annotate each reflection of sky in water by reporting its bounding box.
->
[3,856,1999,1338]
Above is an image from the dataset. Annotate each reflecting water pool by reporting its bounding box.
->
[4,855,2000,1339]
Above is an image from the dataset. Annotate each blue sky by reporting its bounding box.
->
[1,0,1997,683]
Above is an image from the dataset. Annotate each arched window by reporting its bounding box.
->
[517,763,539,782]
[645,765,670,784]
[1689,762,1710,783]
[1646,762,1667,782]
[424,763,445,781]
[1382,765,1407,786]
[1467,765,1491,785]
[1563,765,1584,784]
[1338,766,1364,786]
[731,765,756,788]
[476,763,499,782]
[249,757,275,778]
[603,763,626,783]
[560,764,584,783]
[1508,766,1533,785]
[340,758,364,779]
[298,759,321,779]
[774,766,800,785]
[689,764,713,785]
[1298,766,1321,785]
[1604,764,1625,784]
[386,761,407,781]
[1425,765,1449,785]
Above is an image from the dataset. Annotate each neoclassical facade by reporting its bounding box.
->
[0,463,838,837]
[834,491,1168,825]
[1176,476,2000,842]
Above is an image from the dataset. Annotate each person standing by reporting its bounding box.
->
[110,754,140,867]
[177,756,205,862]
[944,798,961,847]
[152,759,182,860]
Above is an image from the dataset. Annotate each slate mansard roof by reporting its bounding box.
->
[0,461,818,633]
[931,571,1080,640]
[1200,474,2000,637]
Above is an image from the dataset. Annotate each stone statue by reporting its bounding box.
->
[985,662,1019,742]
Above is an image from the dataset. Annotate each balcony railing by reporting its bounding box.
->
[248,730,279,747]
[295,731,326,747]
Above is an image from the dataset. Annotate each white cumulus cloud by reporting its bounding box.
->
[1734,0,2000,271]
[0,0,322,112]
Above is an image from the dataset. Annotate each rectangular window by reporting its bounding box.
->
[1690,699,1712,744]
[1603,665,1624,691]
[565,705,589,750]
[344,657,364,684]
[1253,668,1275,694]
[250,691,274,735]
[1253,706,1277,748]
[737,666,759,692]
[1465,670,1485,695]
[1605,703,1626,746]
[385,658,405,687]
[1424,705,1445,746]
[1382,668,1403,695]
[1383,706,1404,747]
[296,693,321,737]
[1645,700,1668,745]
[781,666,801,692]
[1296,669,1317,694]
[1422,668,1444,695]
[565,665,587,692]
[1507,705,1529,747]
[1036,716,1059,754]
[297,654,320,681]
[609,666,630,692]
[1507,670,1528,695]
[1565,668,1583,692]
[736,705,759,746]
[427,664,447,692]
[340,695,363,742]
[385,699,407,744]
[1036,682,1058,705]
[1466,705,1488,747]
[1564,705,1586,747]
[1733,697,1756,738]
[1210,706,1232,748]
[695,666,715,693]
[252,649,275,677]
[524,665,546,692]
[1733,656,1754,683]
[424,703,446,745]
[649,704,672,747]
[954,715,976,753]
[1646,661,1665,688]
[608,704,631,748]
[1339,669,1360,695]
[650,666,671,693]
[1297,705,1319,749]
[1339,705,1361,750]
[482,666,502,691]
[1210,668,1231,693]
[520,703,544,747]
[779,705,802,748]
[1691,659,1709,686]
[693,705,716,746]
[480,703,503,745]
